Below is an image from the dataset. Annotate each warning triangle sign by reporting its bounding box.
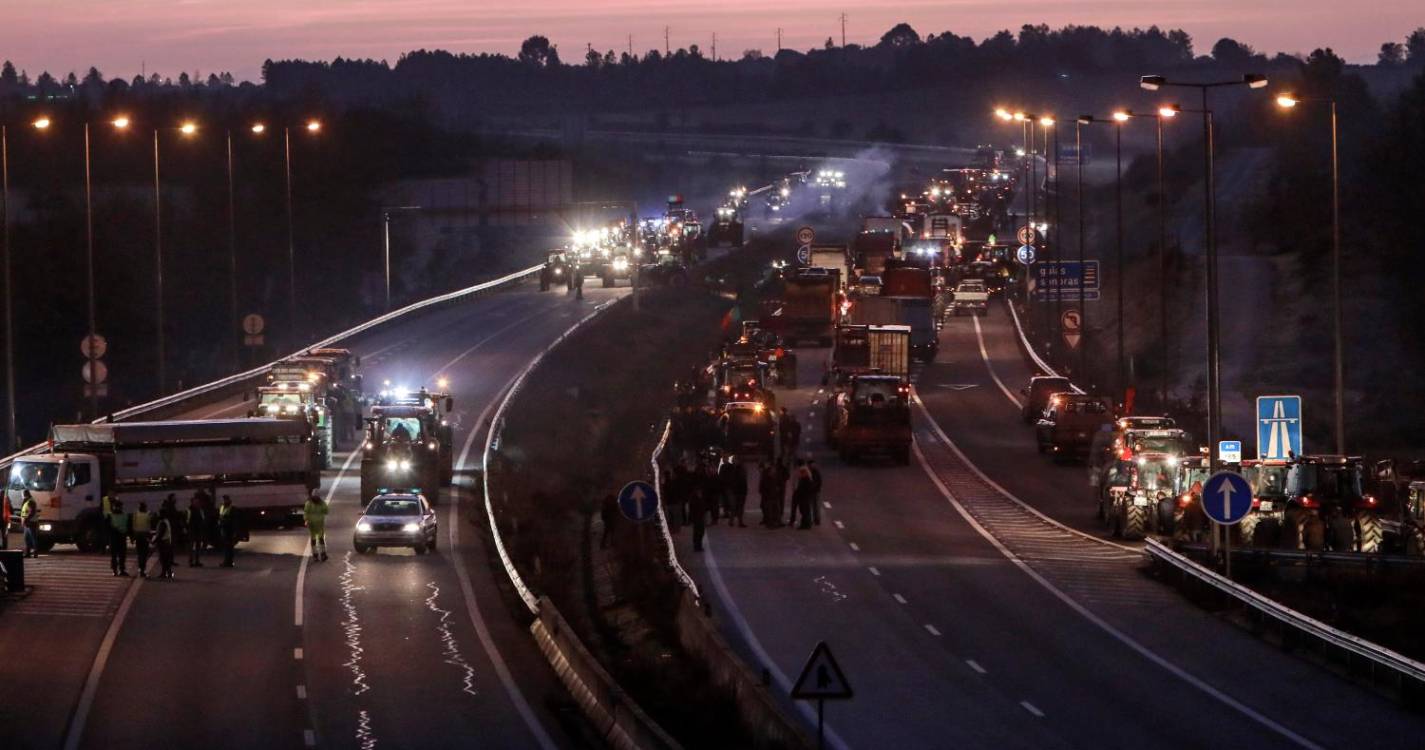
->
[791,641,853,700]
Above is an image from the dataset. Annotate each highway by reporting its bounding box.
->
[2,282,625,750]
[672,298,1425,749]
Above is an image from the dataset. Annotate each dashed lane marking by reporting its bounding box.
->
[967,659,987,675]
[833,520,845,529]
[924,624,942,636]
[303,729,316,747]
[296,685,307,700]
[868,566,881,576]
[294,647,304,660]
[848,542,860,552]
[1020,701,1045,718]
[893,593,907,605]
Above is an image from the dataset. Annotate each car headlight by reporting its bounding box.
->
[399,459,411,471]
[427,441,437,450]
[386,460,402,472]
[402,523,420,533]
[39,523,53,531]
[554,268,563,275]
[356,522,372,532]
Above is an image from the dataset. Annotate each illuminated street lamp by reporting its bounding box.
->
[1118,107,1180,407]
[1076,112,1131,397]
[1276,92,1345,454]
[1139,73,1267,478]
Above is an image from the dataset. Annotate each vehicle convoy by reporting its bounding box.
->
[847,293,939,363]
[951,280,989,316]
[353,491,439,555]
[271,348,364,442]
[1278,455,1381,552]
[5,419,319,550]
[361,388,455,504]
[708,206,744,248]
[1093,428,1190,540]
[777,269,841,346]
[252,382,333,469]
[824,374,913,464]
[1035,393,1115,461]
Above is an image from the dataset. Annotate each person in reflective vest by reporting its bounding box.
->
[107,497,130,577]
[217,496,238,568]
[20,490,40,558]
[303,491,329,562]
[129,502,153,578]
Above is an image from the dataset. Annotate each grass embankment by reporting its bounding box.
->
[489,235,789,747]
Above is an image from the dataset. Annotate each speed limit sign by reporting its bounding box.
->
[1017,225,1037,245]
[796,226,816,246]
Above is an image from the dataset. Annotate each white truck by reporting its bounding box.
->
[5,419,318,551]
[809,245,850,290]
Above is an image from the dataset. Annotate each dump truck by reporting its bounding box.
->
[4,419,318,550]
[778,269,840,346]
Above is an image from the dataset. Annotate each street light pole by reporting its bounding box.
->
[1156,112,1168,408]
[1115,119,1125,401]
[1141,73,1267,475]
[1075,119,1086,380]
[283,126,296,340]
[83,122,98,420]
[226,130,239,372]
[380,206,422,312]
[152,129,166,394]
[1,125,14,449]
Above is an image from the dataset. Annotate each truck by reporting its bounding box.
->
[361,388,455,504]
[779,270,840,346]
[707,206,744,248]
[809,245,850,288]
[846,294,938,363]
[827,325,910,386]
[4,419,319,551]
[852,231,898,277]
[251,382,333,469]
[823,374,913,464]
[275,348,364,444]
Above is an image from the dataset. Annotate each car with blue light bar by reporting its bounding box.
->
[353,491,438,554]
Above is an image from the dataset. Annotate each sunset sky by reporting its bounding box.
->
[3,0,1420,81]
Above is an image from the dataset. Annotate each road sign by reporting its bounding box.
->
[796,244,812,265]
[80,334,108,360]
[83,383,109,398]
[1256,395,1302,461]
[986,233,997,246]
[242,313,265,335]
[1016,244,1036,265]
[244,334,265,347]
[1033,260,1100,302]
[1202,471,1253,525]
[1218,440,1243,464]
[796,226,816,246]
[81,360,108,385]
[1061,309,1082,350]
[1017,225,1037,245]
[791,641,853,700]
[617,480,659,523]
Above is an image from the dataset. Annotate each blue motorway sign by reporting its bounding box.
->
[1202,471,1253,525]
[1256,395,1302,461]
[618,480,659,523]
[1033,260,1100,302]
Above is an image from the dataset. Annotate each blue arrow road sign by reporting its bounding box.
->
[1256,395,1302,461]
[618,480,659,523]
[1202,471,1253,525]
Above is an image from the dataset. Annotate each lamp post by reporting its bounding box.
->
[226,128,241,371]
[1140,73,1268,475]
[1,124,13,448]
[255,120,321,343]
[83,121,98,419]
[1276,93,1344,454]
[1074,117,1087,379]
[381,206,422,311]
[1124,107,1179,408]
[1076,112,1129,400]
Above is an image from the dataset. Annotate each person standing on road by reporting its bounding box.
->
[757,462,780,528]
[599,493,618,550]
[808,458,823,527]
[1,492,10,549]
[100,493,114,558]
[702,459,723,526]
[155,507,176,579]
[217,496,238,568]
[689,474,709,552]
[19,491,39,557]
[186,495,207,567]
[791,461,815,530]
[304,490,329,562]
[129,501,152,578]
[779,409,802,462]
[107,497,130,577]
[725,457,749,527]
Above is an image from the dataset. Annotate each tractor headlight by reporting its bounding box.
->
[427,441,437,450]
[399,459,411,471]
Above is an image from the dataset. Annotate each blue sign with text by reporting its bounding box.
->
[1033,260,1100,302]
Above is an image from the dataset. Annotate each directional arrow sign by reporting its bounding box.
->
[1202,471,1253,525]
[791,641,853,700]
[617,480,659,523]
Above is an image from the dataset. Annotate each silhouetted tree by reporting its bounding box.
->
[1408,28,1425,62]
[879,23,921,48]
[1379,42,1406,66]
[518,36,561,68]
[0,61,17,89]
[1211,37,1256,66]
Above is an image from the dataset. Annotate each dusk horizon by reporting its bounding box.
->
[4,1,1422,81]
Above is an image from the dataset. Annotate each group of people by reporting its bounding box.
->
[1,489,42,557]
[100,491,241,579]
[662,405,823,552]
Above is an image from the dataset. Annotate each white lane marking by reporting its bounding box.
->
[971,314,1022,409]
[1020,701,1045,718]
[924,624,942,636]
[703,537,852,750]
[912,397,1135,553]
[868,566,881,577]
[294,648,304,660]
[431,303,560,379]
[296,685,307,700]
[910,440,1323,750]
[822,501,832,509]
[848,542,861,552]
[196,399,250,419]
[303,729,316,747]
[449,374,560,750]
[966,659,987,674]
[833,520,845,530]
[892,593,907,605]
[296,449,362,628]
[61,574,144,750]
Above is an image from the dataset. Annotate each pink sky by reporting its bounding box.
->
[2,0,1419,81]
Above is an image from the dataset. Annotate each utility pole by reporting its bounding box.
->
[839,13,847,47]
[628,35,634,59]
[665,26,670,56]
[712,33,717,62]
[777,27,783,52]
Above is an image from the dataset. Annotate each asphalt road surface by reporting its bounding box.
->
[1,280,626,750]
[670,298,1424,749]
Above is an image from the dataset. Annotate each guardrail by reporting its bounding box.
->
[0,263,542,472]
[1145,538,1425,701]
[1004,297,1085,395]
[650,420,701,599]
[1175,541,1425,570]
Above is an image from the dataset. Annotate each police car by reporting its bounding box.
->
[353,491,439,555]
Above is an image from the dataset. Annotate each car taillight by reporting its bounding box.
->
[1177,494,1192,508]
[1250,497,1260,509]
[1362,494,1378,507]
[1300,494,1318,509]
[1120,448,1133,461]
